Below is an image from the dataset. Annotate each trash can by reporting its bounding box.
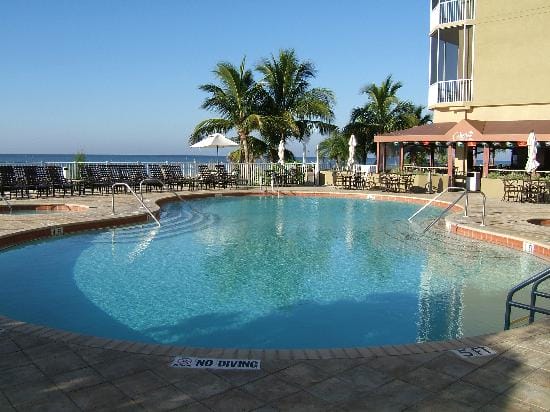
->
[466,171,481,191]
[62,167,69,179]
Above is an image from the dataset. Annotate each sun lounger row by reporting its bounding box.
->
[0,163,245,198]
[0,165,74,198]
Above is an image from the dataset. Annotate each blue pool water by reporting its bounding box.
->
[0,196,546,349]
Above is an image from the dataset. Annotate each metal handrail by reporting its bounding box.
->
[111,183,161,227]
[408,186,468,223]
[422,190,468,233]
[468,191,486,227]
[504,267,550,330]
[139,178,168,200]
[0,195,12,214]
[139,177,188,203]
[409,187,488,233]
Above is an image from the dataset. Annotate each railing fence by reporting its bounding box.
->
[0,161,321,187]
[429,78,472,105]
[431,0,475,31]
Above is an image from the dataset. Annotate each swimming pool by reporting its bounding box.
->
[0,196,546,349]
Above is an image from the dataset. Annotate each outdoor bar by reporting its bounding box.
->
[375,119,550,179]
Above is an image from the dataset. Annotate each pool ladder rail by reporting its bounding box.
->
[111,183,161,227]
[137,178,184,202]
[504,267,550,330]
[408,187,486,233]
[0,195,12,214]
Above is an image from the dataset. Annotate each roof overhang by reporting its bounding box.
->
[374,119,550,143]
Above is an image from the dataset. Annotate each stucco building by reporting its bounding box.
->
[375,0,550,177]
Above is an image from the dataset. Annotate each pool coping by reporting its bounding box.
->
[0,189,549,360]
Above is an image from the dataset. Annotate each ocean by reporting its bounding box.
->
[0,153,502,167]
[0,154,238,164]
[0,154,353,168]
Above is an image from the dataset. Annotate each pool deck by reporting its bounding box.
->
[0,187,549,411]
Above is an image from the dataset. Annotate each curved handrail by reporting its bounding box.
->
[139,177,189,204]
[139,178,166,200]
[409,187,487,232]
[408,186,468,223]
[422,190,468,233]
[504,267,550,330]
[0,195,12,214]
[111,183,161,227]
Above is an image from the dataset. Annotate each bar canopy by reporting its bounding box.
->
[375,119,550,143]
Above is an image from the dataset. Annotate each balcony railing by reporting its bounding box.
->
[428,79,472,106]
[431,0,475,31]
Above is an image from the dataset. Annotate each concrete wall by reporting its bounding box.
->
[480,177,504,199]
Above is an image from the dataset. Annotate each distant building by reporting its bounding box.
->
[375,0,550,177]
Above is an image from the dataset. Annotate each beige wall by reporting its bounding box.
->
[432,0,550,122]
[473,0,550,107]
[433,102,550,122]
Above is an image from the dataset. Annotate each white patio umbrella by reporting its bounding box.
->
[525,130,540,174]
[278,140,285,164]
[347,134,357,170]
[302,136,310,164]
[190,133,238,163]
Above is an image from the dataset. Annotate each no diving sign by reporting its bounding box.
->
[170,356,261,370]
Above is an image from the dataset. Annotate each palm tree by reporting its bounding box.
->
[191,58,262,163]
[318,129,348,168]
[345,75,431,163]
[256,49,335,162]
[226,136,267,163]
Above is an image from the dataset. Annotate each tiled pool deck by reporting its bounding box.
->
[0,187,549,411]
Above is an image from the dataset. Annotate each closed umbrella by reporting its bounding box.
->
[525,130,540,174]
[347,134,357,170]
[191,133,239,163]
[278,140,285,164]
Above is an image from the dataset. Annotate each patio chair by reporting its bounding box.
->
[0,165,26,199]
[334,172,345,188]
[196,165,215,190]
[502,178,523,202]
[379,173,389,191]
[161,164,193,190]
[522,177,547,203]
[140,164,164,192]
[353,172,366,190]
[363,174,377,190]
[398,174,414,193]
[80,164,111,195]
[46,165,74,197]
[22,166,50,198]
[228,166,246,189]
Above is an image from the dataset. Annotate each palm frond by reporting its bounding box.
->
[190,118,233,144]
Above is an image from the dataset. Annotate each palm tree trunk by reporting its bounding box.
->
[239,131,250,163]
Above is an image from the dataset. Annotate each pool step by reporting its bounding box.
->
[91,207,219,244]
[384,220,511,259]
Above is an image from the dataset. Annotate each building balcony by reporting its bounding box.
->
[428,79,472,106]
[430,0,475,32]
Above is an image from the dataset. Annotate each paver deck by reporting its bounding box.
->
[0,187,549,411]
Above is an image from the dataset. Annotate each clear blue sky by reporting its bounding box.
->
[0,0,430,156]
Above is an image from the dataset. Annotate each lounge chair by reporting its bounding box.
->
[46,165,74,197]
